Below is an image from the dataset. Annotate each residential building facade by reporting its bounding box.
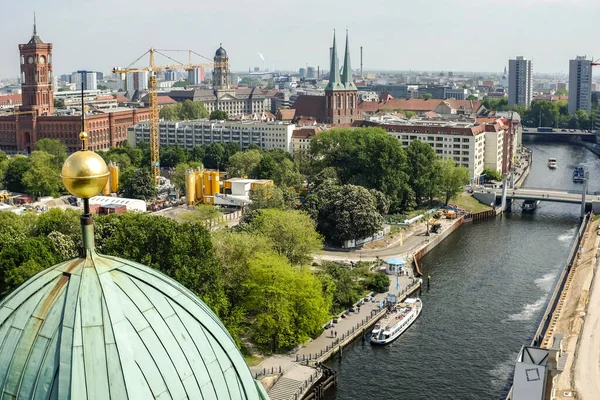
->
[129,119,295,153]
[568,56,593,114]
[508,56,533,107]
[359,116,509,180]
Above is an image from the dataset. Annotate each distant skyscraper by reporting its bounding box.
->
[164,70,176,81]
[299,67,307,78]
[187,67,205,85]
[73,71,97,90]
[568,56,593,114]
[126,71,148,91]
[508,56,533,107]
[307,67,316,79]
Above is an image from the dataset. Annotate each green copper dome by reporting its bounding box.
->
[0,249,269,400]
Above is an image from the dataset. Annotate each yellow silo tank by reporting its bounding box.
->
[102,179,110,196]
[109,163,119,193]
[211,171,220,195]
[185,170,196,206]
[204,171,212,197]
[195,169,204,201]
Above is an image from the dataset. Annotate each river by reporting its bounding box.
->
[325,142,600,399]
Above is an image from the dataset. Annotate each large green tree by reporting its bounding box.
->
[310,127,411,210]
[437,159,470,205]
[244,209,322,265]
[160,144,189,168]
[209,110,229,120]
[35,139,67,169]
[406,140,438,206]
[227,149,262,178]
[180,100,209,120]
[120,168,157,200]
[303,183,384,243]
[244,252,329,352]
[22,151,64,198]
[3,157,31,193]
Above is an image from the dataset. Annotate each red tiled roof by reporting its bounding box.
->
[358,101,381,113]
[115,95,129,102]
[0,94,22,105]
[96,95,115,101]
[157,96,176,105]
[292,127,321,139]
[291,95,326,123]
[277,109,296,120]
[379,98,442,112]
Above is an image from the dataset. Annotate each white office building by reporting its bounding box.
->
[129,120,296,153]
[508,56,533,107]
[568,56,593,114]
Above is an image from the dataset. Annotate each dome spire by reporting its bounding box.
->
[33,12,37,36]
[60,92,109,254]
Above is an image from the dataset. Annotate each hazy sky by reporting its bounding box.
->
[1,0,599,79]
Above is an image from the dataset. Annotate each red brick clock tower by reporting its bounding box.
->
[19,18,54,116]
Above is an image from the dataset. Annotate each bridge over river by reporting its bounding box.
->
[522,128,597,143]
[474,186,600,216]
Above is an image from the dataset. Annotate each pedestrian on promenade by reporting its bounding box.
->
[335,331,337,337]
[330,329,334,338]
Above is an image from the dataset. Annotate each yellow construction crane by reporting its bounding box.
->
[113,48,215,185]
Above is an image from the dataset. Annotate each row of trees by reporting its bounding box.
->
[0,207,388,353]
[158,100,230,122]
[482,96,598,130]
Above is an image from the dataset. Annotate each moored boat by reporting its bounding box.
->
[573,167,584,183]
[371,298,422,345]
[548,158,557,169]
[522,199,540,212]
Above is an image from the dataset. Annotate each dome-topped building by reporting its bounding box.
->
[0,141,268,399]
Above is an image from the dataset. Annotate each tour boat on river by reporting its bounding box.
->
[371,298,422,345]
[548,158,557,169]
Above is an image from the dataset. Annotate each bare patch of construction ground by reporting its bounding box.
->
[551,219,600,400]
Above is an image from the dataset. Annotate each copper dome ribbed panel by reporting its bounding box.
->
[0,252,268,400]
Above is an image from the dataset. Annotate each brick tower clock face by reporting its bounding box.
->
[28,56,34,64]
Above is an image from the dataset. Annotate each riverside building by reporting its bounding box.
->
[129,119,296,153]
[359,116,509,180]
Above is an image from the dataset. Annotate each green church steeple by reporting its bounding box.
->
[326,31,344,91]
[341,30,357,90]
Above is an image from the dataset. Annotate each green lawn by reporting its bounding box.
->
[451,193,492,213]
[244,354,263,367]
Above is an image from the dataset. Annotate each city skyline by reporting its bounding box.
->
[0,0,599,80]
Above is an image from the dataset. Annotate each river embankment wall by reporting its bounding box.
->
[413,216,465,276]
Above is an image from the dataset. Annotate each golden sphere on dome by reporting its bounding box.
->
[61,150,109,199]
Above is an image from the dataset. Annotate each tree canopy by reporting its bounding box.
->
[437,159,470,205]
[310,128,410,210]
[209,110,229,121]
[303,182,384,243]
[159,100,208,120]
[120,168,157,200]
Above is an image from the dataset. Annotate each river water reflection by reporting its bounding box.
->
[325,143,597,399]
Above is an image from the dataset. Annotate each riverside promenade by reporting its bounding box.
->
[251,214,465,400]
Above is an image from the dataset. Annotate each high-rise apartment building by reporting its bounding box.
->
[72,71,97,90]
[568,56,593,114]
[508,56,533,107]
[125,71,148,91]
[187,67,205,85]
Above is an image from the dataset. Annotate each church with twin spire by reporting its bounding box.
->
[290,30,359,126]
[324,30,358,125]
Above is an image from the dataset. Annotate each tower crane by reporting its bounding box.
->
[113,48,215,185]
